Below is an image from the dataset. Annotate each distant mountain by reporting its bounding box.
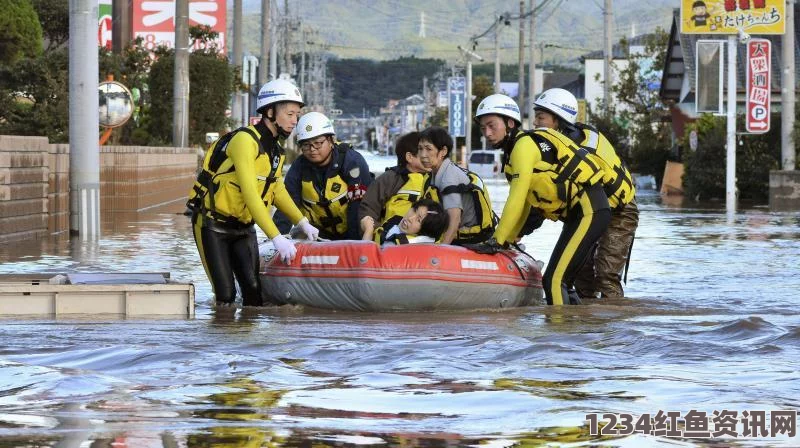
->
[234,0,678,65]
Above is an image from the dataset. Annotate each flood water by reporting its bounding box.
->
[1,182,799,447]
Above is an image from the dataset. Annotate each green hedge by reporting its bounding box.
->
[682,113,788,202]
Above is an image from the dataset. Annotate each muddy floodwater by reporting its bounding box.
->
[1,183,799,447]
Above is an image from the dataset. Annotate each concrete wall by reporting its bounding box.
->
[100,145,197,214]
[0,135,196,244]
[769,170,800,211]
[0,136,50,243]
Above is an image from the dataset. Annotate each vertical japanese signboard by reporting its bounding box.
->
[448,77,466,138]
[746,39,771,133]
[133,0,227,54]
[98,0,112,49]
[680,0,785,34]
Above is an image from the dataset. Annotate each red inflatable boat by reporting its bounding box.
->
[259,240,543,311]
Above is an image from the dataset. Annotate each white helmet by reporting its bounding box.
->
[295,112,335,142]
[475,94,521,124]
[256,79,304,114]
[534,88,578,125]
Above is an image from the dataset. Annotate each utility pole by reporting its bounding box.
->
[283,0,291,77]
[111,0,130,53]
[494,17,502,93]
[259,0,270,87]
[69,0,100,238]
[782,0,796,170]
[173,0,189,147]
[603,0,613,107]
[423,76,428,125]
[517,1,525,122]
[270,12,278,80]
[300,26,306,95]
[459,45,484,155]
[726,34,737,215]
[528,0,536,123]
[232,0,243,127]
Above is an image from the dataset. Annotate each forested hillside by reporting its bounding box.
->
[328,57,446,115]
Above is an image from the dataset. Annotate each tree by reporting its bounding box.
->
[147,26,235,145]
[31,0,68,50]
[0,49,69,142]
[590,28,672,183]
[0,0,43,65]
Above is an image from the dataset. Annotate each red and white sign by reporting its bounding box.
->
[746,39,771,134]
[132,0,226,54]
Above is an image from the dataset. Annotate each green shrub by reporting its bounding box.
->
[147,27,235,146]
[682,113,782,202]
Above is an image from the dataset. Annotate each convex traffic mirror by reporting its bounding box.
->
[98,81,134,128]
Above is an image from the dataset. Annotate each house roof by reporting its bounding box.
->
[660,6,800,102]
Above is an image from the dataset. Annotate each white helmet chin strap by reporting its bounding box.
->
[266,105,292,138]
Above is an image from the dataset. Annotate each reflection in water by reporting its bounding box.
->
[1,192,799,447]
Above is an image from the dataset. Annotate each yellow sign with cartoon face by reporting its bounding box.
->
[680,0,785,34]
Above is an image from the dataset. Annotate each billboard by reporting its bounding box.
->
[745,39,771,133]
[448,77,466,138]
[680,0,785,35]
[98,0,112,49]
[132,0,227,54]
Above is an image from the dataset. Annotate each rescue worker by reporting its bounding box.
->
[283,112,372,240]
[187,79,319,306]
[359,132,431,243]
[472,94,611,306]
[418,126,496,245]
[533,88,639,298]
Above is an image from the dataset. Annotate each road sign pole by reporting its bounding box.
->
[726,35,737,217]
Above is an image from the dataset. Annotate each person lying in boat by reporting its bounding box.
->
[417,126,497,245]
[381,199,449,245]
[280,112,373,240]
[359,131,431,242]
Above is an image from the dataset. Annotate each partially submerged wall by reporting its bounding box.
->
[0,135,196,244]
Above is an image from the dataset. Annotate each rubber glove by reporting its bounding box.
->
[297,217,320,241]
[271,234,297,264]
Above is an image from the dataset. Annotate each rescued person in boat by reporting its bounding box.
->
[381,198,449,245]
[532,88,638,300]
[359,131,431,242]
[471,94,611,306]
[417,126,496,245]
[186,79,319,306]
[280,111,373,240]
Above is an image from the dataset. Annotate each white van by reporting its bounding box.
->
[468,149,502,179]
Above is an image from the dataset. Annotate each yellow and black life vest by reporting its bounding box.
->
[506,128,605,220]
[187,125,283,226]
[574,123,636,209]
[373,168,430,244]
[298,144,352,239]
[425,166,497,245]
